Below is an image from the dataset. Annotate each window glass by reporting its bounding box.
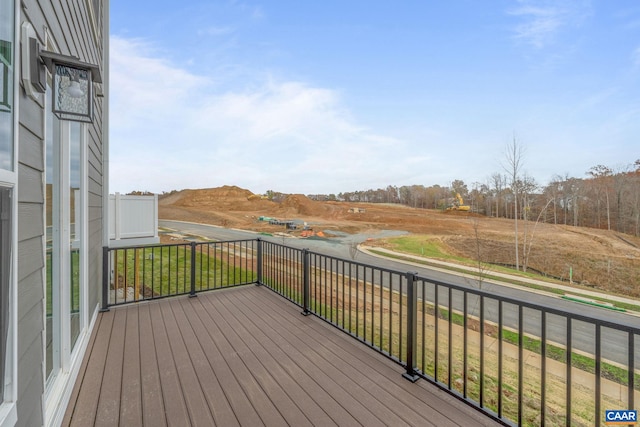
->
[46,102,85,384]
[0,0,14,171]
[0,188,11,404]
[69,122,81,350]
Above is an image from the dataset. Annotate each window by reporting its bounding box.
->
[45,87,87,389]
[0,0,14,172]
[69,122,82,351]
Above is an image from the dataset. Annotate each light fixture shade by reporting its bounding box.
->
[52,63,93,123]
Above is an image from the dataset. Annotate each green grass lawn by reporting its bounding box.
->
[385,236,467,261]
[112,244,256,298]
[46,248,80,317]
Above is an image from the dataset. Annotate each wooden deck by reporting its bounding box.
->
[62,285,500,426]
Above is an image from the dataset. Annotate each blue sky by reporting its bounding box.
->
[109,0,640,195]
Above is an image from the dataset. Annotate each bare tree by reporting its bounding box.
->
[489,173,505,218]
[632,160,640,236]
[522,198,554,273]
[470,217,491,288]
[503,136,526,271]
[517,174,538,266]
[451,179,469,198]
[587,164,613,231]
[545,174,565,224]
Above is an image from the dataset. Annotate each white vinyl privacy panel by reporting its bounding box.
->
[108,193,159,246]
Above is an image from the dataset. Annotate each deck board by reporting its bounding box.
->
[119,306,142,426]
[170,299,239,427]
[63,285,501,427]
[184,298,264,426]
[137,304,167,427]
[61,311,105,427]
[160,301,217,427]
[67,310,112,427]
[148,300,191,426]
[94,306,127,427]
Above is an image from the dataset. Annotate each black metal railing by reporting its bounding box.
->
[102,239,257,307]
[103,238,640,426]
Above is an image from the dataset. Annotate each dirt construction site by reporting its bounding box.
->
[159,185,640,298]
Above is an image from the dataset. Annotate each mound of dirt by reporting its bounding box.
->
[277,194,331,217]
[160,185,275,212]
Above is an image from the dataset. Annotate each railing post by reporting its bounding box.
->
[302,248,310,315]
[403,271,419,382]
[189,242,197,298]
[256,238,263,285]
[100,246,110,312]
[629,332,635,414]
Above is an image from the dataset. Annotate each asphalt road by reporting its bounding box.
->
[160,220,640,367]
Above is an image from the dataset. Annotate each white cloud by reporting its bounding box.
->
[508,0,592,49]
[110,37,207,130]
[510,6,563,48]
[109,36,416,195]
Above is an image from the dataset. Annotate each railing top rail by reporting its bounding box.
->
[305,248,417,276]
[106,238,258,252]
[261,240,305,249]
[107,242,191,251]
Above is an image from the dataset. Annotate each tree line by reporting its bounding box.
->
[305,159,640,237]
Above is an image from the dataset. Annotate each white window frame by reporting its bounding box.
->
[44,117,90,427]
[0,182,17,427]
[0,0,18,424]
[57,122,88,365]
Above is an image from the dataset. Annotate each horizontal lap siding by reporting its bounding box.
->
[17,89,45,427]
[17,0,105,425]
[17,126,44,171]
[88,226,102,313]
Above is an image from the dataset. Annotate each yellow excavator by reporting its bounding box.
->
[447,193,471,211]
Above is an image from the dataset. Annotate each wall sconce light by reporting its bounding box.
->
[39,50,102,123]
[52,62,92,122]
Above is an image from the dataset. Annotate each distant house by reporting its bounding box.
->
[1,1,108,426]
